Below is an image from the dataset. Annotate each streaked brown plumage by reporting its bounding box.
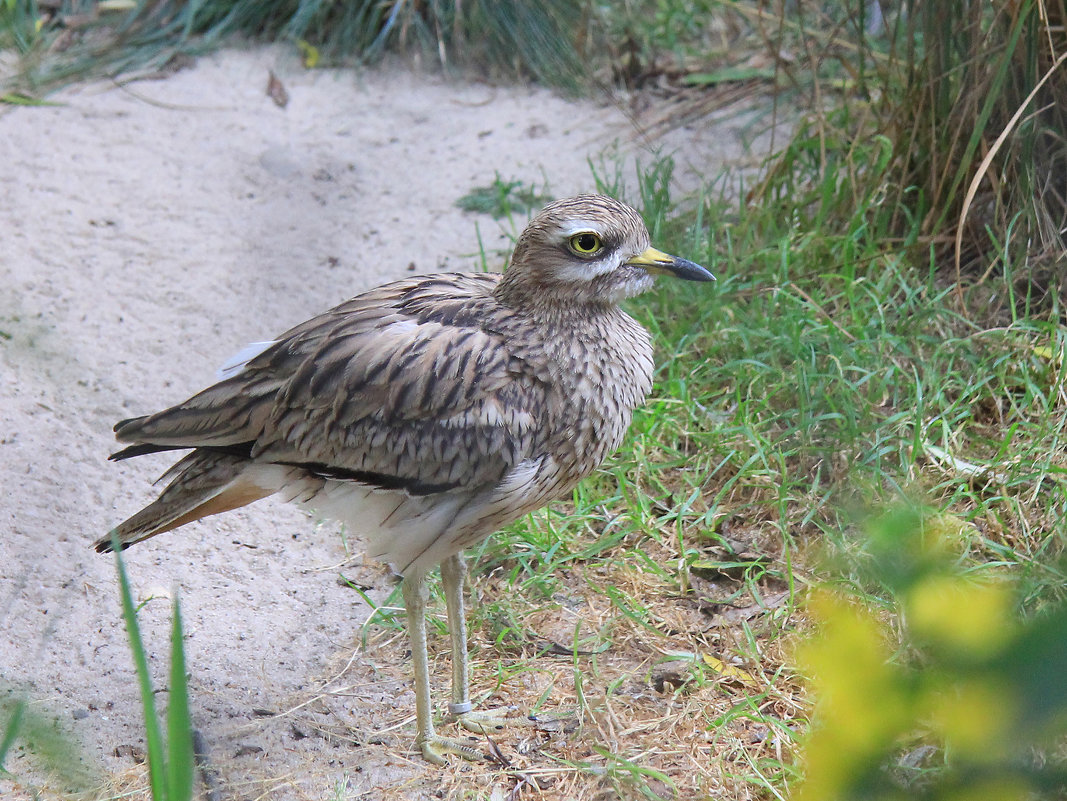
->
[100,194,714,763]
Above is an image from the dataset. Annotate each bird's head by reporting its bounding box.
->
[496,194,714,308]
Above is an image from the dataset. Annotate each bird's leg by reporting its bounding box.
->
[440,553,472,713]
[401,570,482,765]
[440,553,529,735]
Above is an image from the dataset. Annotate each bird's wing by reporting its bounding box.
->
[115,273,550,492]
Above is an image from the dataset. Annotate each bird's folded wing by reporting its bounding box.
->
[114,274,550,492]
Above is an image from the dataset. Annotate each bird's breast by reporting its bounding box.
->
[525,310,655,479]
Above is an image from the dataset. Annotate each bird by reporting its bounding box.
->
[98,193,715,764]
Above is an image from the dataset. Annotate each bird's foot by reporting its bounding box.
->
[454,706,533,736]
[420,732,484,766]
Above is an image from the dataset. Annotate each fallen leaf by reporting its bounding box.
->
[297,40,320,69]
[267,70,289,108]
[1033,344,1063,364]
[703,653,758,688]
[485,736,510,767]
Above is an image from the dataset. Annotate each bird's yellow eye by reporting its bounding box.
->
[568,232,603,255]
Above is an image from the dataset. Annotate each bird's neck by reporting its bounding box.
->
[493,272,617,321]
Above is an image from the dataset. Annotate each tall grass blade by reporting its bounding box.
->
[165,598,194,801]
[113,534,168,801]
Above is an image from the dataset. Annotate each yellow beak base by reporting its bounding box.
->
[627,247,715,282]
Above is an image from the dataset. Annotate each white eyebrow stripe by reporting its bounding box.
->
[557,220,603,238]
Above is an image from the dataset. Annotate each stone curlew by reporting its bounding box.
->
[99,194,715,764]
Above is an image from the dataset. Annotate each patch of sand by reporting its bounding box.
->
[0,46,774,799]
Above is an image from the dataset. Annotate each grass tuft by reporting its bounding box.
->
[461,132,1066,795]
[0,0,590,92]
[456,175,552,219]
[112,534,195,801]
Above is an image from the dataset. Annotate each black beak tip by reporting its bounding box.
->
[670,257,716,282]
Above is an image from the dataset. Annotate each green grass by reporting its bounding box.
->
[456,175,553,220]
[112,537,195,801]
[0,545,195,799]
[0,687,97,794]
[456,137,1066,796]
[0,0,589,93]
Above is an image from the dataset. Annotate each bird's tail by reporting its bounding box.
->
[96,451,276,553]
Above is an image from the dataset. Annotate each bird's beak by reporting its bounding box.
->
[627,247,716,282]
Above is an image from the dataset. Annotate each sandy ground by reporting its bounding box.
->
[0,46,774,800]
